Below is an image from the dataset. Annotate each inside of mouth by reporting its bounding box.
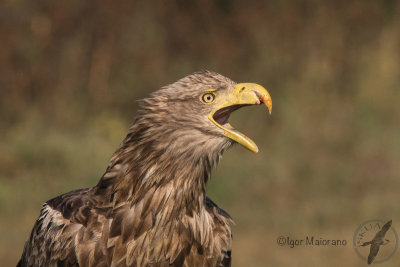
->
[212,104,250,129]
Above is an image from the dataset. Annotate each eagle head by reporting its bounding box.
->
[137,71,272,154]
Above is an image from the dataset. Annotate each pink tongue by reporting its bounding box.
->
[224,123,234,130]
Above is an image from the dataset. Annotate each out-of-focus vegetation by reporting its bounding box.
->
[1,0,400,266]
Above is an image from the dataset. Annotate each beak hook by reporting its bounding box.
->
[252,89,272,114]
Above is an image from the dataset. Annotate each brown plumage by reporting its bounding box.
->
[18,71,272,267]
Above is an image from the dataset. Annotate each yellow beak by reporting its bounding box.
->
[208,83,272,153]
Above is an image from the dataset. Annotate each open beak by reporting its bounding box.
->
[208,83,272,153]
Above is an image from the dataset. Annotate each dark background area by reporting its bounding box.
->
[1,0,400,266]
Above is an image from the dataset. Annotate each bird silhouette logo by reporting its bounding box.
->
[359,220,392,264]
[354,219,398,264]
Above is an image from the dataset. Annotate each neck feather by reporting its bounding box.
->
[94,116,231,215]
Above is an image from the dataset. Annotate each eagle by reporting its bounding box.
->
[18,71,272,267]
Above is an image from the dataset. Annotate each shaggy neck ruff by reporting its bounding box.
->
[94,109,232,216]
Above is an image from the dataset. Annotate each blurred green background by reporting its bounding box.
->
[1,0,400,266]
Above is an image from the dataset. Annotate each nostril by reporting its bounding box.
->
[239,87,245,93]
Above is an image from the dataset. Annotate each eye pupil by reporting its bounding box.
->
[201,93,215,103]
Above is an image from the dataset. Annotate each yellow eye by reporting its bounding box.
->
[201,93,216,104]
